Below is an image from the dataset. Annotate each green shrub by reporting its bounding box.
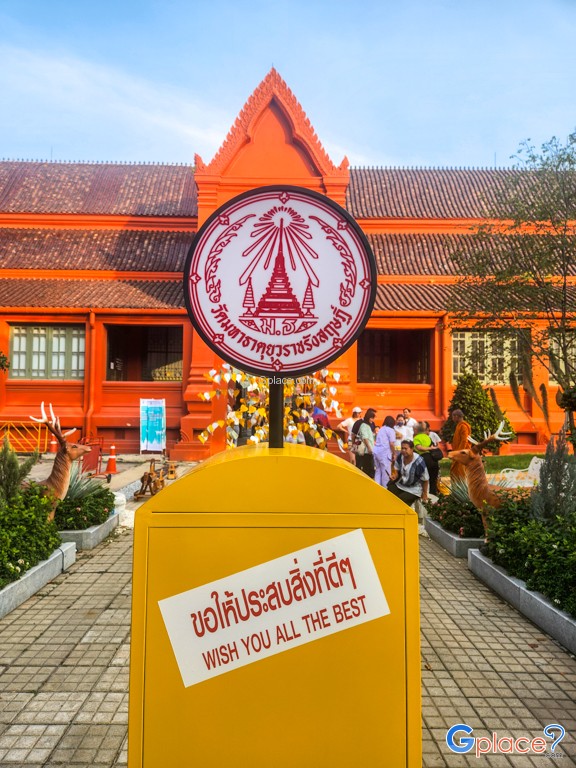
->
[425,480,485,538]
[54,487,115,530]
[0,484,61,590]
[0,436,38,501]
[53,463,115,530]
[485,487,576,618]
[440,372,515,451]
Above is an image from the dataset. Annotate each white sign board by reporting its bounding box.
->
[139,398,166,452]
[158,529,389,687]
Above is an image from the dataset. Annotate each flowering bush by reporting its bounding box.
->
[0,484,60,589]
[424,484,485,538]
[54,487,115,530]
[52,463,116,530]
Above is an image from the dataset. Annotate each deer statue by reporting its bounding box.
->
[448,421,513,534]
[30,402,92,521]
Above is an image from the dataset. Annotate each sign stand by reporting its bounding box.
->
[128,185,422,767]
[268,379,284,448]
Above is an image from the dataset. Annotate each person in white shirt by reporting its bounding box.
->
[336,406,362,465]
[394,414,413,451]
[402,408,419,431]
[387,440,430,506]
[429,429,441,446]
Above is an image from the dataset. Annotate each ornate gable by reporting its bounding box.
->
[194,69,349,220]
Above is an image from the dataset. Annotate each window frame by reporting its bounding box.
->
[9,324,85,380]
[106,324,183,383]
[452,329,522,385]
[548,330,576,385]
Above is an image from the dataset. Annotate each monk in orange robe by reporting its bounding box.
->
[450,409,472,483]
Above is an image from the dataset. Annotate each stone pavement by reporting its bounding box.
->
[0,491,575,766]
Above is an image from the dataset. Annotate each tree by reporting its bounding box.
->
[0,437,38,501]
[449,131,576,444]
[440,373,514,451]
[531,430,576,522]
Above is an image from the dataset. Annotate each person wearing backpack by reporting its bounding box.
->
[353,408,377,479]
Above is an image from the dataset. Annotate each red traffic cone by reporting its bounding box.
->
[49,438,58,453]
[106,444,118,474]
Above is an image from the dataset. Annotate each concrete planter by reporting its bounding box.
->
[468,549,576,656]
[424,518,484,558]
[58,493,125,551]
[59,509,120,551]
[0,542,76,620]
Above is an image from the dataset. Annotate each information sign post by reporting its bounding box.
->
[128,186,422,767]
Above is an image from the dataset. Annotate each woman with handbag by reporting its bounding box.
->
[354,408,376,479]
[413,421,441,495]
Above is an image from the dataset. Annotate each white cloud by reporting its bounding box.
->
[0,44,230,162]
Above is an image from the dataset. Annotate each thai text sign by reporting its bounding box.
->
[183,186,376,377]
[158,529,389,687]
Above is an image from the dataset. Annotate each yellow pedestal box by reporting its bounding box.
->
[128,445,421,768]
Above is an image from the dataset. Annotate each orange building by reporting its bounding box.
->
[0,70,564,458]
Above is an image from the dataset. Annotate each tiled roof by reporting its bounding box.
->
[374,282,453,312]
[348,168,522,219]
[0,161,532,221]
[0,278,184,309]
[3,275,573,313]
[374,281,576,313]
[0,162,197,216]
[0,229,193,272]
[367,233,576,277]
[3,229,572,280]
[368,233,461,275]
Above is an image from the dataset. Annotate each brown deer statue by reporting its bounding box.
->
[30,402,92,521]
[448,421,512,534]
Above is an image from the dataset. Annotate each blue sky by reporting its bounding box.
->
[1,0,575,168]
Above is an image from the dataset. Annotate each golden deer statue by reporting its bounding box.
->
[30,402,92,520]
[448,421,512,533]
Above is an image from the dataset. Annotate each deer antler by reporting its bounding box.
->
[30,401,76,446]
[467,420,513,454]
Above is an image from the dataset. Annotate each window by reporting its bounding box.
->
[107,325,183,382]
[357,329,431,383]
[9,325,85,379]
[548,331,576,385]
[452,330,522,385]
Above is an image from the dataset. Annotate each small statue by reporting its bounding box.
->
[30,402,92,520]
[448,421,512,533]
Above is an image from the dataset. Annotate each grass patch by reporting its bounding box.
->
[439,453,542,477]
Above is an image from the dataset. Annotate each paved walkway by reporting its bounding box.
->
[0,494,575,766]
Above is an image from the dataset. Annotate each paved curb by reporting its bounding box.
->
[0,542,76,620]
[468,548,576,655]
[424,518,484,558]
[59,509,121,551]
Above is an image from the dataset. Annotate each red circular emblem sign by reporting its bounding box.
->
[184,186,376,377]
